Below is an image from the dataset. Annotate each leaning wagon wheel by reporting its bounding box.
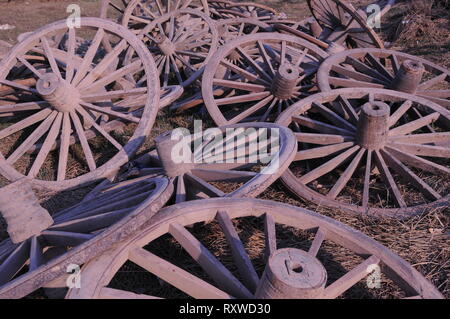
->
[107,123,297,203]
[170,18,271,112]
[317,48,450,110]
[0,176,173,298]
[66,198,443,299]
[0,18,160,191]
[202,33,328,126]
[276,88,450,219]
[306,0,384,49]
[124,8,219,88]
[100,0,209,23]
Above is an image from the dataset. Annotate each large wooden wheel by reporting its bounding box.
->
[306,0,384,49]
[0,18,160,191]
[110,123,297,202]
[66,198,443,299]
[125,8,219,88]
[202,33,328,125]
[170,18,271,112]
[100,0,209,23]
[0,176,173,298]
[317,48,450,110]
[209,1,281,21]
[276,88,450,219]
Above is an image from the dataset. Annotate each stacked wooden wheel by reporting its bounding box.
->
[0,0,447,299]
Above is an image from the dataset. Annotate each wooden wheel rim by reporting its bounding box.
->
[276,88,450,219]
[114,122,297,201]
[66,198,443,299]
[307,0,384,49]
[0,18,160,191]
[129,8,219,88]
[202,33,328,126]
[0,177,173,298]
[317,48,450,109]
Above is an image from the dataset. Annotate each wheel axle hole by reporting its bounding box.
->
[292,265,303,273]
[371,104,381,111]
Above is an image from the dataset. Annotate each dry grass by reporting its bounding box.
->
[0,0,448,299]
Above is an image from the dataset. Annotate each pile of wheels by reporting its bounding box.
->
[0,0,447,299]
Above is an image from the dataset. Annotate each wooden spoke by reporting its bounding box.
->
[382,150,441,200]
[81,88,147,102]
[387,142,450,159]
[216,211,259,292]
[72,28,105,86]
[322,256,380,299]
[42,231,95,246]
[0,108,52,140]
[128,248,232,299]
[311,102,356,132]
[7,111,58,165]
[295,142,354,161]
[57,113,71,181]
[295,133,353,145]
[0,101,49,114]
[169,223,253,298]
[184,173,225,198]
[215,91,271,106]
[212,79,266,92]
[28,112,63,178]
[327,148,365,199]
[40,36,62,79]
[418,73,448,91]
[388,100,413,127]
[299,146,360,185]
[99,287,162,299]
[362,150,373,208]
[308,228,326,257]
[81,101,140,123]
[227,95,274,124]
[70,110,96,172]
[292,116,354,136]
[385,147,450,176]
[389,112,440,136]
[374,150,407,208]
[191,169,257,183]
[76,107,122,150]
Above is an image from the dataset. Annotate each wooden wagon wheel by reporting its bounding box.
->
[202,33,328,126]
[276,88,450,219]
[107,122,297,203]
[122,8,219,88]
[317,48,450,110]
[170,18,271,112]
[0,176,173,299]
[100,0,209,23]
[66,198,443,299]
[209,1,282,21]
[0,18,160,191]
[306,0,384,49]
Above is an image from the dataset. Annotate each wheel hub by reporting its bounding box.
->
[155,34,176,56]
[271,63,300,100]
[36,73,80,113]
[356,102,390,150]
[256,248,327,299]
[390,59,425,94]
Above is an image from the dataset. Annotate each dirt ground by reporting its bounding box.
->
[0,0,449,299]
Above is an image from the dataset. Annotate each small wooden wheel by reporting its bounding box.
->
[170,18,271,112]
[276,88,450,219]
[0,176,173,298]
[124,8,219,88]
[113,122,297,202]
[317,48,450,110]
[0,18,160,191]
[100,0,209,23]
[209,1,281,21]
[202,33,328,125]
[66,198,443,299]
[306,0,384,49]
